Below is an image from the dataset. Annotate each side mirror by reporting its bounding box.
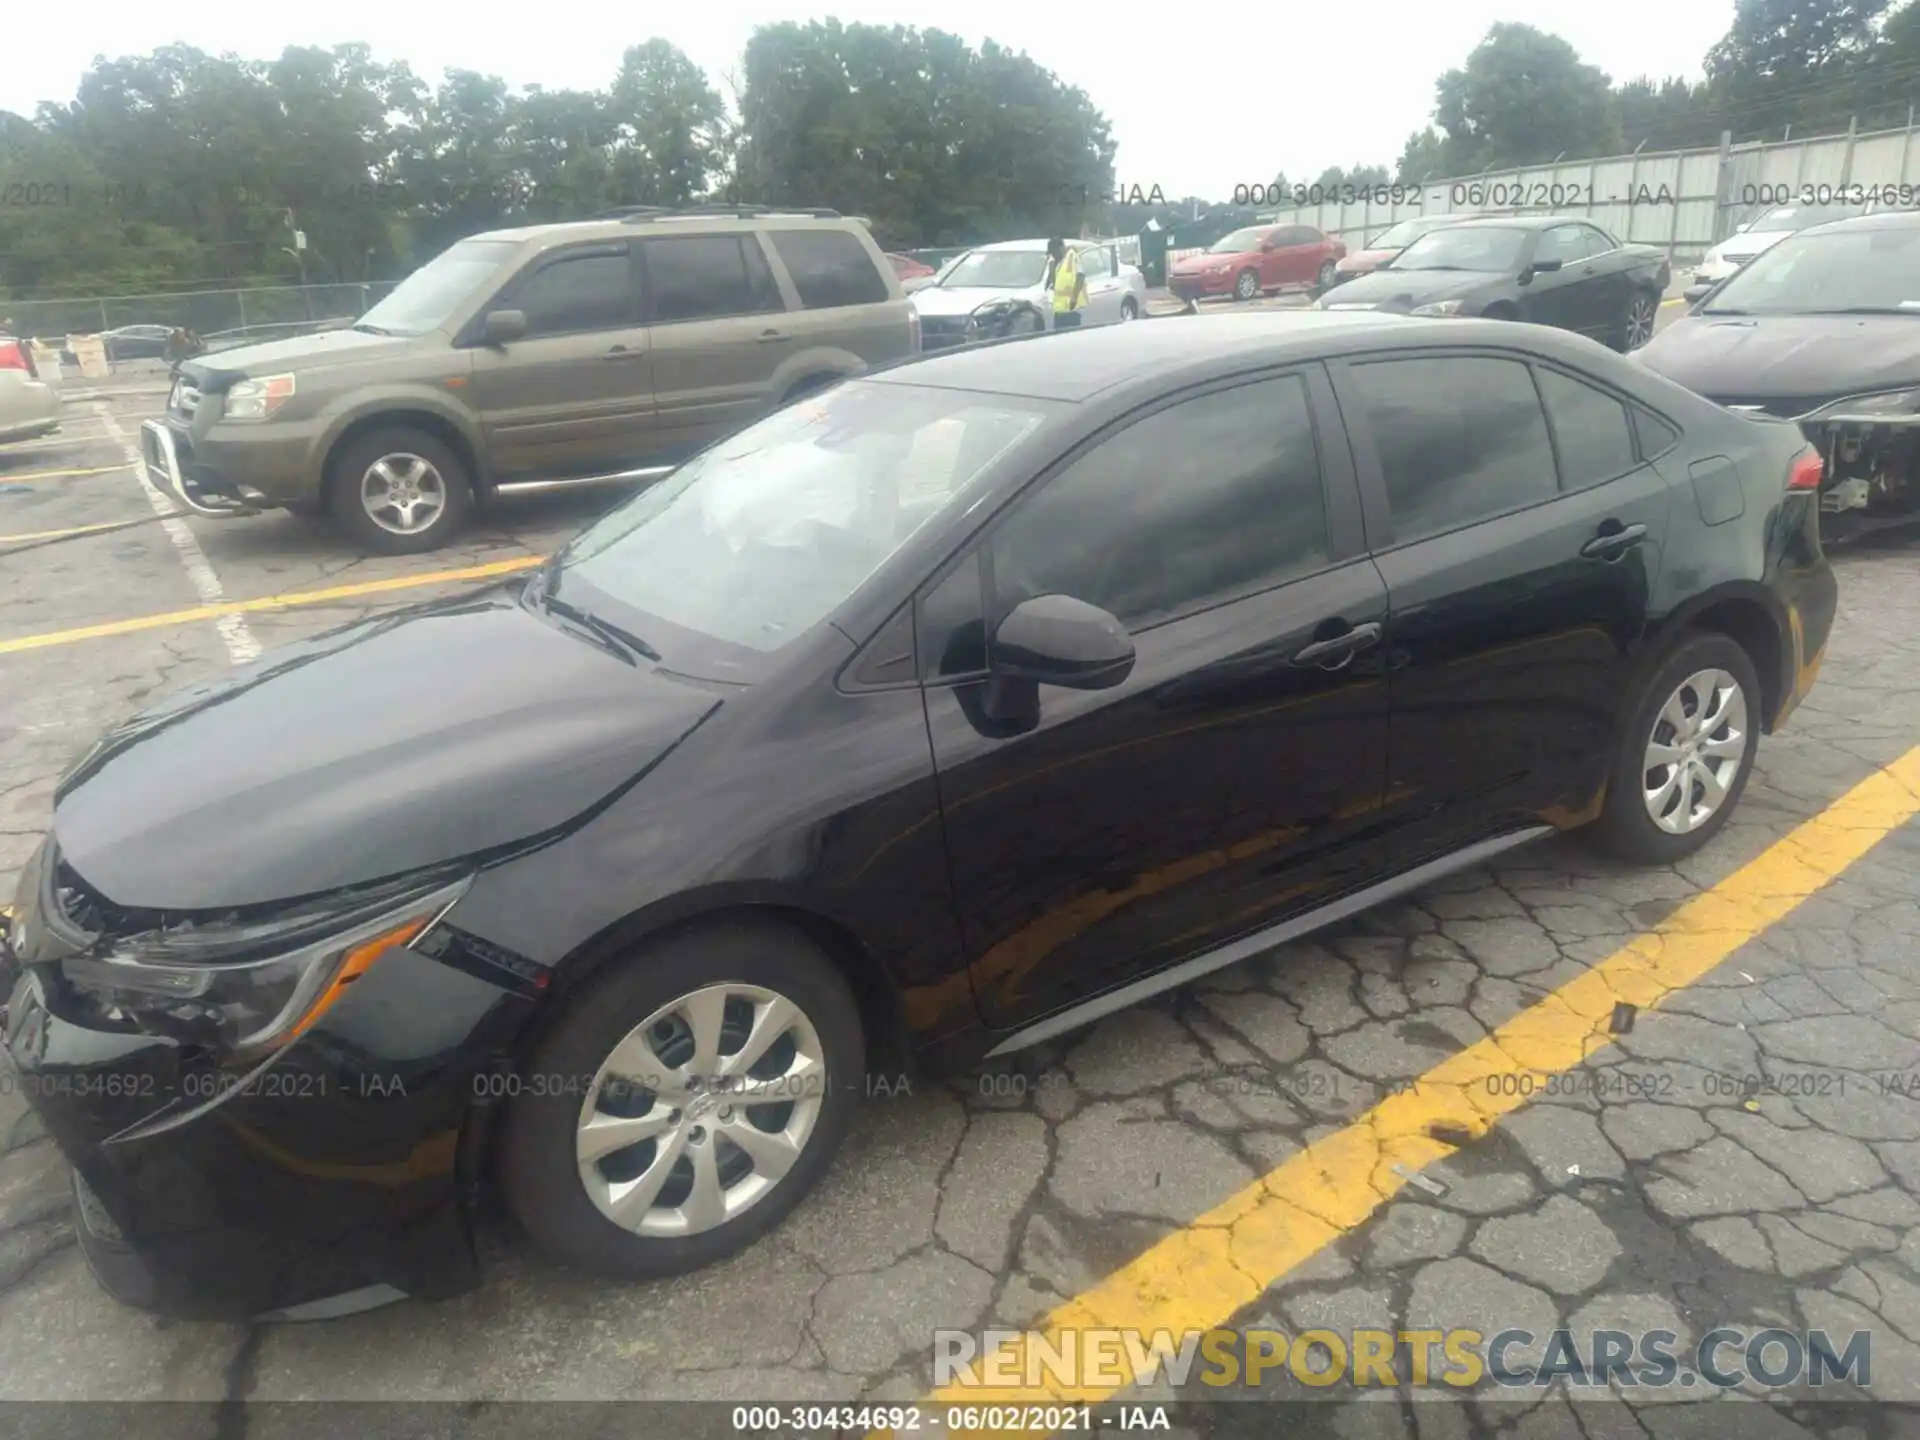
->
[1260,238,1279,251]
[483,309,527,345]
[993,594,1135,688]
[1531,257,1564,273]
[1734,221,1753,234]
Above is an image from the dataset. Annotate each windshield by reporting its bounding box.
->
[356,239,520,334]
[1703,224,1920,316]
[1390,227,1529,272]
[939,249,1048,289]
[557,381,1056,655]
[1367,219,1447,250]
[1207,228,1271,255]
[1743,204,1865,236]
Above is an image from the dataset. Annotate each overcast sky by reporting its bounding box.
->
[0,1,1734,200]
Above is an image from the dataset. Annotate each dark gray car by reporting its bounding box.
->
[140,207,920,553]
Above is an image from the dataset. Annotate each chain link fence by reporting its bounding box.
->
[1,282,397,342]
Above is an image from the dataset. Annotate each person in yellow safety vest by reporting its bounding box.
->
[1045,238,1089,330]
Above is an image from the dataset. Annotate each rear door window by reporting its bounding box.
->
[769,229,892,309]
[1349,355,1559,545]
[1535,367,1639,490]
[641,236,783,323]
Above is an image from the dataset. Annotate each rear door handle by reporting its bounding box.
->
[1580,522,1648,559]
[1292,621,1383,669]
[758,330,789,344]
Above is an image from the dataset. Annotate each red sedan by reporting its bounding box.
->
[1168,224,1347,303]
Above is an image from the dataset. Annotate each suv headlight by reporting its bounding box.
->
[221,373,297,421]
[1799,388,1920,425]
[1411,299,1467,316]
[56,872,469,1060]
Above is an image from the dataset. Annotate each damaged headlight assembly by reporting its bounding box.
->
[1798,388,1920,426]
[52,869,472,1061]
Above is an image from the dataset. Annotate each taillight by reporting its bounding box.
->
[1787,451,1824,491]
[0,339,29,374]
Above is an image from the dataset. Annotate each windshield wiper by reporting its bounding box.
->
[531,575,661,666]
[1815,306,1920,316]
[351,322,397,336]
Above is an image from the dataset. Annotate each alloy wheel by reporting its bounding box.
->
[574,982,827,1238]
[1235,270,1260,301]
[1641,668,1749,835]
[1625,294,1657,350]
[1316,261,1337,290]
[359,453,447,536]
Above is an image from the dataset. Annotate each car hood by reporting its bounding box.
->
[1317,269,1495,310]
[1336,249,1399,274]
[51,589,722,911]
[912,285,1042,316]
[1636,312,1920,400]
[181,327,423,382]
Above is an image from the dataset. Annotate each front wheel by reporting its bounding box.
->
[327,425,473,555]
[1589,631,1761,864]
[1120,296,1139,321]
[1615,289,1659,351]
[1232,269,1261,302]
[497,918,866,1279]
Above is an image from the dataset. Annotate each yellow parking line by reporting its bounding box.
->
[0,555,544,657]
[0,463,135,484]
[1661,296,1687,307]
[888,744,1920,1436]
[0,519,143,545]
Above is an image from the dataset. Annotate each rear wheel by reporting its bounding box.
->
[497,918,866,1279]
[327,425,473,555]
[1314,260,1338,293]
[1589,631,1761,863]
[1615,289,1659,351]
[1233,269,1261,302]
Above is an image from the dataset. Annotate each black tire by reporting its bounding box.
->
[327,425,473,555]
[1613,288,1660,352]
[1232,269,1261,302]
[1588,630,1762,864]
[1314,260,1338,293]
[1120,296,1139,321]
[497,917,866,1280]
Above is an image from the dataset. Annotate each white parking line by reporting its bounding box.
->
[92,403,261,665]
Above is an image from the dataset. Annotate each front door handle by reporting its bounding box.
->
[1292,621,1383,669]
[1580,522,1648,560]
[602,345,646,362]
[758,329,789,344]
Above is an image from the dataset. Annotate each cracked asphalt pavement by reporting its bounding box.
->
[2,341,1919,1439]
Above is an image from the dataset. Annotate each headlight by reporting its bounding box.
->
[57,873,469,1059]
[1799,388,1920,425]
[221,372,297,421]
[1410,300,1467,316]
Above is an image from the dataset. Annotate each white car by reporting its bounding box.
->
[1686,202,1870,301]
[911,238,1147,350]
[0,335,60,444]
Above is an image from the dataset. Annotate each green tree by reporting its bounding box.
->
[1432,24,1621,170]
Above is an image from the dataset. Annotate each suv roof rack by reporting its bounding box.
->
[595,205,844,223]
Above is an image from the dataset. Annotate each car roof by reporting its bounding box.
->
[1442,214,1591,232]
[869,311,1434,401]
[465,214,859,245]
[969,238,1108,253]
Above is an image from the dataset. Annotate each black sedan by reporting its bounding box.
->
[1635,207,1920,541]
[2,312,1834,1321]
[1316,215,1671,352]
[101,324,177,362]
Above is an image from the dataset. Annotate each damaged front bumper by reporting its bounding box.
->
[139,418,265,518]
